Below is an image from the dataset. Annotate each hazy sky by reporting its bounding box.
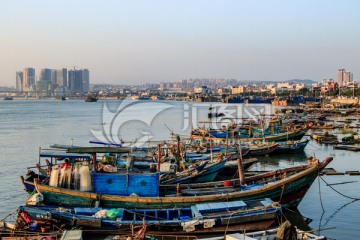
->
[1,0,359,87]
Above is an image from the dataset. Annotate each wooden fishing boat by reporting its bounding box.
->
[247,142,279,156]
[84,95,97,102]
[193,127,309,142]
[159,161,208,184]
[311,132,338,143]
[319,139,339,145]
[192,159,227,183]
[185,138,250,155]
[20,150,93,193]
[33,157,333,209]
[217,158,258,179]
[201,221,327,240]
[341,135,360,144]
[245,127,309,142]
[312,123,335,130]
[185,147,250,162]
[19,198,281,234]
[333,145,360,152]
[271,139,310,154]
[0,218,62,240]
[20,147,219,193]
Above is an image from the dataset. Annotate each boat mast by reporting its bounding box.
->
[209,135,213,162]
[157,144,161,172]
[225,130,229,156]
[237,140,245,185]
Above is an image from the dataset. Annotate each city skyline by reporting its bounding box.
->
[15,67,89,95]
[1,0,359,87]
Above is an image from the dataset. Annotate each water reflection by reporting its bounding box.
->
[249,152,309,171]
[281,208,313,231]
[320,199,358,228]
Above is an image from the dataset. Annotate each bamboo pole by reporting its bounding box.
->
[210,135,213,162]
[157,144,161,172]
[238,140,245,185]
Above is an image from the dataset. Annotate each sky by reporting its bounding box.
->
[0,0,359,87]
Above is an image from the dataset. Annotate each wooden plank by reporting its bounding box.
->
[208,202,227,212]
[191,205,201,219]
[223,201,246,210]
[260,198,273,206]
[195,203,212,213]
[77,218,101,228]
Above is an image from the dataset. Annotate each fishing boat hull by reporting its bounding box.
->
[311,133,337,143]
[195,128,308,142]
[20,198,280,234]
[84,97,97,102]
[248,144,279,156]
[272,139,310,154]
[244,128,308,142]
[159,161,208,184]
[34,157,333,209]
[217,158,257,179]
[193,159,227,183]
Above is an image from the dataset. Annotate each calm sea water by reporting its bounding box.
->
[0,99,359,239]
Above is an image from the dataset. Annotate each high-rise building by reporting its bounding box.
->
[337,69,345,87]
[23,68,35,91]
[37,80,52,97]
[51,69,57,84]
[16,67,88,94]
[68,69,90,93]
[39,68,52,81]
[82,69,90,93]
[55,68,67,87]
[344,71,353,85]
[337,69,353,87]
[16,71,23,91]
[68,70,82,93]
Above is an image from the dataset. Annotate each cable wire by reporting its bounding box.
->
[320,176,360,200]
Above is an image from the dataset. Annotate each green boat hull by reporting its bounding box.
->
[35,158,331,209]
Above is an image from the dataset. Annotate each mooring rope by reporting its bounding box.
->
[318,171,325,212]
[279,184,285,203]
[320,176,360,200]
[321,200,357,228]
[0,208,18,221]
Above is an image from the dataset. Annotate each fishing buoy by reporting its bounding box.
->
[224,180,232,187]
[79,162,92,192]
[49,165,60,187]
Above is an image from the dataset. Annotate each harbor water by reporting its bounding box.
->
[0,99,359,239]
